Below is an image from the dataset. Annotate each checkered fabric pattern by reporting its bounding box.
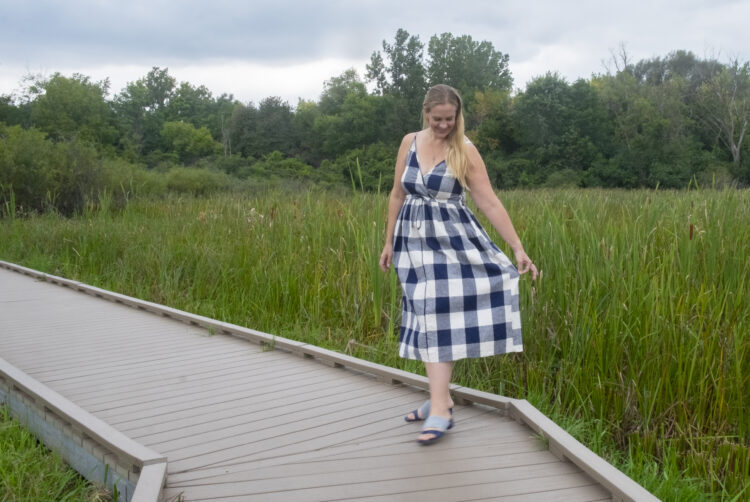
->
[392,134,523,362]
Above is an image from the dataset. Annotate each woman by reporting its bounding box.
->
[379,84,537,445]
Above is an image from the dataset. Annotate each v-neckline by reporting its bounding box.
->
[415,133,445,178]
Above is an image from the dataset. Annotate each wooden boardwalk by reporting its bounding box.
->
[0,262,657,501]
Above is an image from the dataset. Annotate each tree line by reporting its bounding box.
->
[1,29,749,215]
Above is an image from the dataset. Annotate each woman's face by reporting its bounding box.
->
[426,103,457,139]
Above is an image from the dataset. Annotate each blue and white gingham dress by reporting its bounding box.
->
[392,134,523,362]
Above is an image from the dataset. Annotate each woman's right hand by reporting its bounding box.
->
[379,244,393,272]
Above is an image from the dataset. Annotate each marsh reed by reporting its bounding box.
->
[1,188,747,500]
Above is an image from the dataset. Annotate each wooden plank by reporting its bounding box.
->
[487,484,612,501]
[162,387,422,458]
[151,385,419,452]
[68,355,324,407]
[120,378,374,437]
[75,365,337,416]
[0,356,165,466]
[6,335,247,374]
[174,460,585,501]
[24,342,255,381]
[176,447,555,487]
[167,431,543,485]
[136,380,409,448]
[166,399,504,472]
[335,474,603,502]
[108,372,364,431]
[2,328,229,366]
[172,404,502,472]
[89,363,339,420]
[46,351,275,395]
[131,462,168,502]
[41,342,269,382]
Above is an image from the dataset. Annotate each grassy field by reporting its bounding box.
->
[1,187,748,501]
[0,407,109,501]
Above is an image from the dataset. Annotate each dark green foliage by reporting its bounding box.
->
[0,124,99,215]
[321,142,395,192]
[0,124,168,216]
[0,95,30,127]
[427,32,513,99]
[30,73,117,146]
[160,121,222,164]
[1,42,749,218]
[165,167,232,196]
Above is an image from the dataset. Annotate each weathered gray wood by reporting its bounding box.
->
[0,261,657,502]
[91,364,347,422]
[0,356,165,467]
[48,352,275,395]
[485,484,612,501]
[137,380,414,448]
[117,377,370,435]
[324,474,604,502]
[130,463,167,502]
[175,462,585,502]
[70,359,332,408]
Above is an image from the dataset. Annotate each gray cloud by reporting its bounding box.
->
[2,0,749,102]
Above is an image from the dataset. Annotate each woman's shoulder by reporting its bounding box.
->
[399,131,419,147]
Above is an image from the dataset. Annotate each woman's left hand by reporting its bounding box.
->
[514,248,538,280]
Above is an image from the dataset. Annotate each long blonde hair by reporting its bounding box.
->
[422,84,469,187]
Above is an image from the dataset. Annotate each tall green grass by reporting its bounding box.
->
[0,407,109,501]
[1,188,748,500]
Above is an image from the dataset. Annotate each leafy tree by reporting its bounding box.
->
[113,67,177,156]
[695,60,750,170]
[165,167,231,195]
[311,70,399,159]
[29,73,116,145]
[167,83,213,122]
[632,50,721,91]
[292,99,321,164]
[593,71,703,187]
[313,92,381,157]
[366,28,427,128]
[321,142,395,192]
[0,95,29,127]
[249,151,315,181]
[228,102,258,159]
[470,89,518,153]
[166,82,236,150]
[160,121,221,164]
[426,33,512,100]
[319,69,367,115]
[228,97,297,159]
[255,96,297,157]
[0,124,102,215]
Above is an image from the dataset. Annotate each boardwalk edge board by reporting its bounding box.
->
[0,358,167,502]
[0,260,658,502]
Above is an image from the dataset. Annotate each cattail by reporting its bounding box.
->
[689,223,694,240]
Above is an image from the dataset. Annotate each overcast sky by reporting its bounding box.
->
[1,0,748,105]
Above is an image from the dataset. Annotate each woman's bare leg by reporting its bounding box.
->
[418,361,454,440]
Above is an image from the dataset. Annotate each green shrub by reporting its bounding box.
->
[0,124,102,215]
[165,167,232,195]
[544,168,582,188]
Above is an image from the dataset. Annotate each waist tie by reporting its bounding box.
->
[407,194,427,230]
[406,194,463,230]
